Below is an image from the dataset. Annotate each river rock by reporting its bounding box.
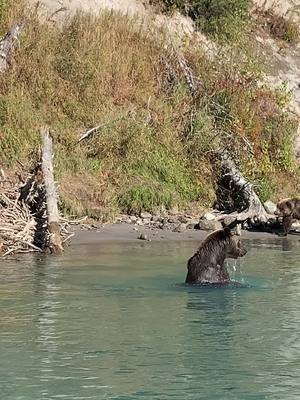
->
[151,215,160,223]
[163,223,172,230]
[138,232,150,241]
[203,212,216,221]
[187,223,197,229]
[178,215,189,223]
[169,206,179,215]
[264,201,277,215]
[222,215,236,227]
[140,212,152,219]
[292,221,300,231]
[198,219,222,231]
[129,215,138,223]
[172,223,187,233]
[122,216,134,224]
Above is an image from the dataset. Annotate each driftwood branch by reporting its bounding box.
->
[0,21,25,73]
[171,46,198,93]
[0,191,41,256]
[0,150,70,257]
[47,7,67,22]
[41,126,63,254]
[78,124,104,143]
[162,39,199,94]
[78,112,131,143]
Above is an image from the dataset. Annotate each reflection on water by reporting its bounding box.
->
[1,237,300,399]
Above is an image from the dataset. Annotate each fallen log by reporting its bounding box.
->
[0,21,25,73]
[41,126,64,254]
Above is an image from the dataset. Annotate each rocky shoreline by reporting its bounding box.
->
[71,199,300,245]
[76,200,279,239]
[71,218,300,247]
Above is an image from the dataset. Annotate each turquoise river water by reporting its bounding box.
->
[1,237,300,399]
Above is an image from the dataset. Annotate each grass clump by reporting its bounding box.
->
[151,0,251,39]
[254,7,300,44]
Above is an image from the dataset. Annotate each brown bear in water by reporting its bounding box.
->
[275,198,300,236]
[185,226,247,285]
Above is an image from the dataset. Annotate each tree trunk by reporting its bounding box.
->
[41,126,63,254]
[215,150,269,228]
[0,21,25,73]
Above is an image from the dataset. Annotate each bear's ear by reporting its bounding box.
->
[222,220,242,236]
[223,226,232,236]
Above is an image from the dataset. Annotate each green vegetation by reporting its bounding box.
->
[154,1,299,44]
[0,1,299,219]
[151,0,251,39]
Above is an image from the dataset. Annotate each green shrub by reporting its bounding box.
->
[255,176,276,203]
[154,0,251,39]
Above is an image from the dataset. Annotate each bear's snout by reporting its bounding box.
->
[239,246,247,257]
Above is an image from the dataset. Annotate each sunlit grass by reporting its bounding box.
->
[0,0,299,219]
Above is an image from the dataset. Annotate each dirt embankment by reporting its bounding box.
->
[255,0,300,22]
[27,0,146,18]
[28,0,300,163]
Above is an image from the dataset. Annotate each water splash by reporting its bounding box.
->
[227,259,246,284]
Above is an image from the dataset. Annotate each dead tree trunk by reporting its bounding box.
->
[216,150,268,226]
[0,21,25,73]
[41,126,63,254]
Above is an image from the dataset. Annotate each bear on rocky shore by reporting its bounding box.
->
[275,198,300,236]
[185,226,247,285]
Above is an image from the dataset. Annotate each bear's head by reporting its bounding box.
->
[222,226,247,259]
[274,198,294,217]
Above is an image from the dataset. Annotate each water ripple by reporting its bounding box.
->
[0,240,300,399]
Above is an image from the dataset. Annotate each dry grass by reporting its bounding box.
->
[0,0,299,218]
[254,7,300,44]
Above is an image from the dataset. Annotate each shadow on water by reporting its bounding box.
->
[184,289,240,332]
[244,236,300,251]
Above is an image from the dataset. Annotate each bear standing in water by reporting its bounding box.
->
[185,226,247,285]
[275,198,300,236]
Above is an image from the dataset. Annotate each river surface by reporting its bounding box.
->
[1,237,300,399]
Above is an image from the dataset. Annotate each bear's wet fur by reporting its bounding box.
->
[275,198,300,236]
[185,226,247,285]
